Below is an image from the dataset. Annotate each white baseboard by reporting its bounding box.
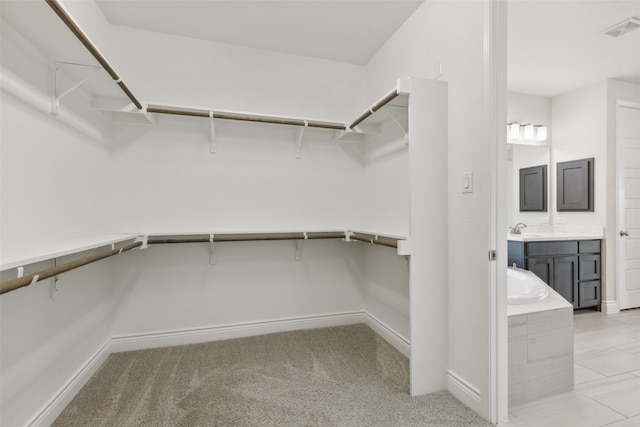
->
[447,370,482,415]
[363,312,410,358]
[601,300,620,314]
[110,311,366,353]
[29,340,112,427]
[28,311,409,426]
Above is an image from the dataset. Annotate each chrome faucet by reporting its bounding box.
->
[509,223,527,235]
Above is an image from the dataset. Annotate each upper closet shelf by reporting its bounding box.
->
[92,97,156,126]
[33,1,414,145]
[145,104,346,131]
[143,229,407,252]
[0,233,141,272]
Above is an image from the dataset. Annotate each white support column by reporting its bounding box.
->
[405,77,449,397]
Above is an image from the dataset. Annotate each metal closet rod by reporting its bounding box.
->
[147,231,399,248]
[349,89,399,130]
[147,232,347,245]
[146,107,347,131]
[45,0,143,110]
[0,241,143,295]
[350,232,398,248]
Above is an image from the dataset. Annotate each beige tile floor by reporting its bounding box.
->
[506,308,640,427]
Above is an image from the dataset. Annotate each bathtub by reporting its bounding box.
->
[507,266,574,406]
[507,267,549,304]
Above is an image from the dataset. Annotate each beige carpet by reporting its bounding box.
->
[54,324,491,426]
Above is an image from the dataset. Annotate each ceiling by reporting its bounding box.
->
[95,0,424,66]
[508,0,640,97]
[95,0,640,98]
[2,0,638,99]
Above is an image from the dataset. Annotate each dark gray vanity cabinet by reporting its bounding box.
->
[508,239,601,309]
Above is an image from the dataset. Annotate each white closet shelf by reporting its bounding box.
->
[338,89,409,143]
[143,229,408,252]
[92,97,155,126]
[145,104,346,131]
[0,230,408,296]
[0,233,141,271]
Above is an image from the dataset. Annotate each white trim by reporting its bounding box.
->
[447,370,482,414]
[482,0,508,424]
[28,340,112,427]
[363,312,410,358]
[601,300,620,314]
[109,311,366,353]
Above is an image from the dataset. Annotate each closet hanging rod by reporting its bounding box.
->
[147,232,347,245]
[146,107,347,131]
[350,233,398,248]
[349,89,399,130]
[45,0,143,110]
[0,241,143,295]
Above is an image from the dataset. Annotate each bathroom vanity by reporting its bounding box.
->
[508,234,603,310]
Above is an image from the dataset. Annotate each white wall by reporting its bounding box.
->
[108,116,365,234]
[102,28,378,347]
[110,25,366,123]
[0,23,114,426]
[111,240,365,340]
[365,0,490,417]
[507,92,552,227]
[551,82,607,225]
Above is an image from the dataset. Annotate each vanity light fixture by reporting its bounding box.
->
[524,124,534,140]
[508,122,548,141]
[509,122,520,139]
[536,125,547,141]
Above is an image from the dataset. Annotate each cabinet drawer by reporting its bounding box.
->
[579,240,601,254]
[526,241,577,256]
[579,280,600,308]
[580,255,601,280]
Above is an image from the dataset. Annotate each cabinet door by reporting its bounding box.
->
[526,257,553,285]
[579,254,601,281]
[554,255,579,307]
[579,280,600,308]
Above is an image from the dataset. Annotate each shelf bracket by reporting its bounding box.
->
[52,61,102,116]
[295,232,308,261]
[50,258,60,300]
[209,111,216,154]
[16,266,24,279]
[135,235,149,250]
[209,234,216,265]
[344,230,354,242]
[387,111,408,145]
[296,121,308,159]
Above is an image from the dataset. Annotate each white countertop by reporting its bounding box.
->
[508,232,603,242]
[507,225,604,242]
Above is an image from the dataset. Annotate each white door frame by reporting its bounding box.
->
[616,100,640,310]
[483,0,508,424]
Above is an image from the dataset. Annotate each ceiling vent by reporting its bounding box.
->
[603,17,640,38]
